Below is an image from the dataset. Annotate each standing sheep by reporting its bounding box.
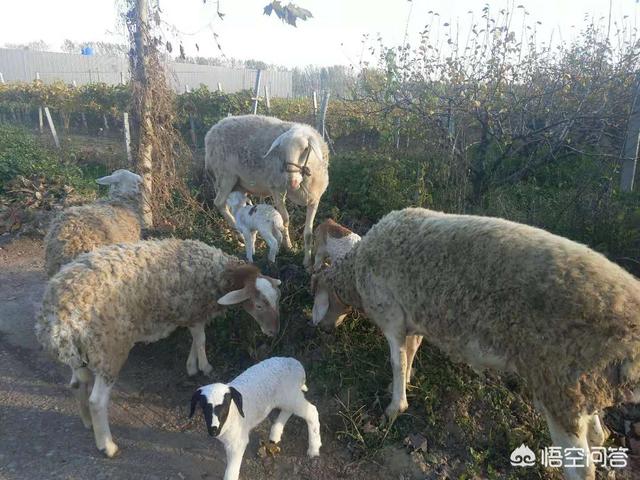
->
[312,218,361,271]
[35,238,282,458]
[204,115,329,270]
[44,169,143,277]
[311,208,640,480]
[190,357,321,480]
[226,191,285,263]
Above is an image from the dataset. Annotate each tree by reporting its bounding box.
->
[4,40,49,51]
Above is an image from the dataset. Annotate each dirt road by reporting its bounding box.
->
[0,236,422,480]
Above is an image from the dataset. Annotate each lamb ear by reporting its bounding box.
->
[264,276,281,287]
[217,287,251,305]
[189,390,202,418]
[308,136,324,163]
[229,387,245,418]
[312,289,330,326]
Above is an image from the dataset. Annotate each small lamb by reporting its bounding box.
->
[313,218,361,271]
[226,191,285,263]
[190,357,321,480]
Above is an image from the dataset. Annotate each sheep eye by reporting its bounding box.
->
[256,304,264,310]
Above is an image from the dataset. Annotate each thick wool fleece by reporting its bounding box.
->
[321,208,640,433]
[36,239,244,383]
[204,114,329,201]
[44,196,141,277]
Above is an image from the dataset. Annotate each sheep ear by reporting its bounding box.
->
[217,287,251,305]
[189,390,202,418]
[229,387,244,418]
[308,137,324,163]
[263,130,289,158]
[264,276,281,287]
[96,174,115,185]
[312,289,330,325]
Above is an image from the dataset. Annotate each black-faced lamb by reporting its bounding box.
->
[44,169,143,277]
[311,207,640,480]
[204,114,329,270]
[226,191,285,263]
[312,218,361,271]
[190,357,321,480]
[35,238,282,458]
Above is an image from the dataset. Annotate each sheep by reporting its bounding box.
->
[310,207,640,480]
[204,114,329,270]
[312,218,361,271]
[189,357,321,480]
[44,169,143,277]
[35,238,282,458]
[226,191,285,263]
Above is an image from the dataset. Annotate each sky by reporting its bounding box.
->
[1,0,639,68]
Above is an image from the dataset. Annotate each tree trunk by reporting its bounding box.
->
[620,74,640,192]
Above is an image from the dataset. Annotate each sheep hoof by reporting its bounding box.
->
[385,401,408,419]
[307,448,320,458]
[200,364,214,376]
[186,364,199,377]
[81,417,93,429]
[100,441,119,458]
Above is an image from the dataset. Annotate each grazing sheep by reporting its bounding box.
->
[35,238,282,458]
[311,207,640,480]
[190,357,321,480]
[226,191,285,263]
[204,114,329,269]
[44,169,143,277]
[312,218,361,271]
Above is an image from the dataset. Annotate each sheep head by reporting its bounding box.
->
[310,272,349,330]
[263,125,324,191]
[218,264,282,337]
[96,169,143,198]
[190,384,244,437]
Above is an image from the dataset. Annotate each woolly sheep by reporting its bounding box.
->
[35,238,282,458]
[312,218,361,272]
[204,114,329,269]
[190,357,321,480]
[311,207,640,480]
[226,191,285,263]
[44,169,143,277]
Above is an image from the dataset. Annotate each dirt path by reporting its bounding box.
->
[0,236,420,480]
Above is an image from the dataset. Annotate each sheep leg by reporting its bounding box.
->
[269,409,293,443]
[240,228,254,263]
[223,436,248,480]
[70,368,92,429]
[188,324,213,376]
[313,247,326,272]
[273,193,293,251]
[302,202,319,270]
[542,408,594,480]
[384,332,409,418]
[213,176,240,239]
[262,230,279,263]
[405,335,423,387]
[89,375,119,458]
[292,400,322,457]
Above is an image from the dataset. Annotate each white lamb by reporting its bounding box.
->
[226,191,285,263]
[189,357,321,480]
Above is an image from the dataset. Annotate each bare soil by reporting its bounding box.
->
[0,235,424,480]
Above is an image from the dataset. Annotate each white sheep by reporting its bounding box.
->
[189,357,321,480]
[312,218,361,271]
[204,114,329,270]
[226,191,285,263]
[311,207,640,480]
[44,169,143,277]
[35,238,282,458]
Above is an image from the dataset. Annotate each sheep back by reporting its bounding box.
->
[36,238,242,382]
[349,208,640,424]
[44,201,141,277]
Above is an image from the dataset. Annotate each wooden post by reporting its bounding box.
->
[121,72,133,166]
[0,72,4,83]
[252,69,262,115]
[103,114,109,131]
[312,91,318,123]
[621,75,640,192]
[264,84,271,113]
[217,82,222,92]
[44,107,60,149]
[120,71,125,85]
[319,90,330,139]
[36,72,43,133]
